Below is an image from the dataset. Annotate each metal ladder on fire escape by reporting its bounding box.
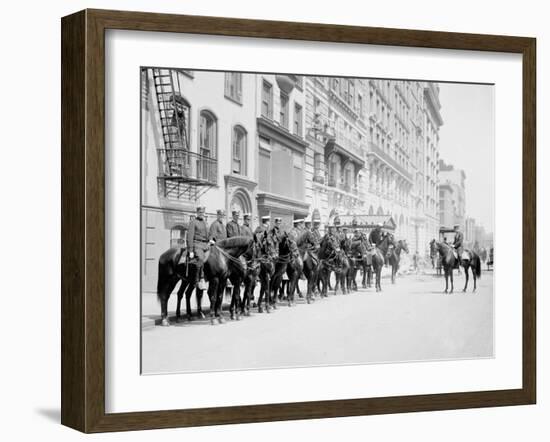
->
[151,68,207,200]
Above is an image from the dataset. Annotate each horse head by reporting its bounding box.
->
[260,230,278,260]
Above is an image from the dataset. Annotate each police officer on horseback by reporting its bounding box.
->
[187,206,212,286]
[209,209,227,241]
[241,213,254,238]
[452,223,464,265]
[255,215,271,235]
[270,216,283,241]
[226,210,241,238]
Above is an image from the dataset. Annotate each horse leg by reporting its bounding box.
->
[158,278,177,326]
[195,287,205,319]
[450,269,454,293]
[175,280,184,322]
[463,263,469,292]
[444,269,448,293]
[208,278,219,325]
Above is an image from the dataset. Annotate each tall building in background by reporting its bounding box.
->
[438,159,466,230]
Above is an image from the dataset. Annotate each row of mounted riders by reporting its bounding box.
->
[157,228,409,326]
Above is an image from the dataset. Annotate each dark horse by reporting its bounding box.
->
[388,239,409,284]
[269,233,302,309]
[318,234,349,296]
[341,236,359,292]
[296,230,320,303]
[226,234,263,320]
[371,233,394,292]
[458,249,482,292]
[257,230,278,313]
[204,236,255,324]
[430,240,457,293]
[156,247,205,326]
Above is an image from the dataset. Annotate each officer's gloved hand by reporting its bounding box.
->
[189,251,194,259]
[209,239,216,246]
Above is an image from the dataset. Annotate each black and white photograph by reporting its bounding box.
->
[140,68,494,374]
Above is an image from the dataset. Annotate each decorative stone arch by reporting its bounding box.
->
[229,187,253,216]
[368,205,374,215]
[376,206,384,215]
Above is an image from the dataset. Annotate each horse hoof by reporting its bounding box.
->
[230,313,235,320]
[217,316,224,324]
[185,315,193,322]
[161,318,170,327]
[210,318,216,325]
[463,289,466,293]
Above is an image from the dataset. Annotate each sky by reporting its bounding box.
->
[437,82,495,232]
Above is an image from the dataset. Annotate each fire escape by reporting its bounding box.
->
[151,68,217,200]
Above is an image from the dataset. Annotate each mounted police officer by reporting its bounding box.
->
[369,222,384,246]
[311,217,322,251]
[255,215,271,235]
[226,210,241,238]
[289,218,302,241]
[209,209,227,241]
[270,216,283,241]
[241,213,254,238]
[186,206,212,286]
[452,223,464,266]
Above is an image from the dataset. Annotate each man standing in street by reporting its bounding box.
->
[241,213,254,238]
[209,209,227,241]
[226,210,241,238]
[186,206,211,287]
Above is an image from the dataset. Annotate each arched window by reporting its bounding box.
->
[232,125,247,175]
[199,110,217,159]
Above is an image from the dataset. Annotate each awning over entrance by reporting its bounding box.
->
[337,214,397,230]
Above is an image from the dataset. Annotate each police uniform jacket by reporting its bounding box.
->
[254,223,269,235]
[208,220,227,241]
[187,218,209,251]
[453,231,464,249]
[241,224,254,238]
[226,220,241,238]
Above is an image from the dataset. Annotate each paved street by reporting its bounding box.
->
[141,269,494,374]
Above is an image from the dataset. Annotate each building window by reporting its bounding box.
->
[232,125,247,175]
[293,103,303,137]
[224,72,242,103]
[280,92,289,128]
[358,94,364,117]
[261,80,273,119]
[170,226,186,248]
[199,110,217,182]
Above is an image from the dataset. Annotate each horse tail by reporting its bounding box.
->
[157,248,179,303]
[474,254,481,278]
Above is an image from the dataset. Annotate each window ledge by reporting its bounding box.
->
[224,94,243,106]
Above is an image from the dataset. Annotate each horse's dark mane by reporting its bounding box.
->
[217,236,252,249]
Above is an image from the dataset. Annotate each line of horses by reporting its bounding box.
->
[156,229,408,326]
[155,233,482,327]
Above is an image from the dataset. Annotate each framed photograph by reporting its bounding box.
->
[61,9,536,433]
